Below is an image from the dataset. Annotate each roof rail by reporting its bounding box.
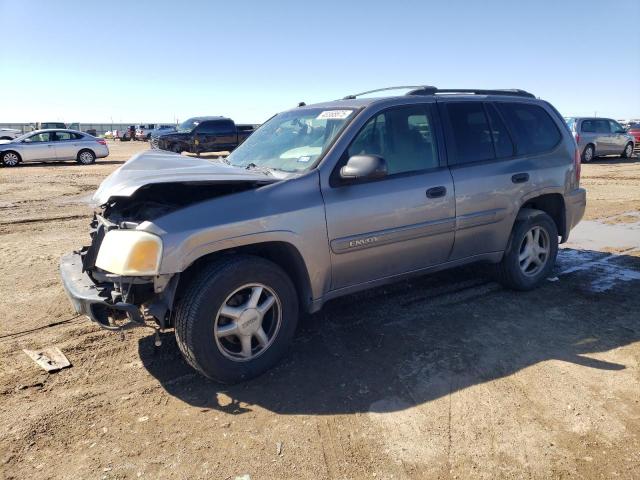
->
[408,88,536,98]
[342,86,536,100]
[343,85,436,100]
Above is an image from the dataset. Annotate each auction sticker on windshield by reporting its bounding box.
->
[317,110,353,120]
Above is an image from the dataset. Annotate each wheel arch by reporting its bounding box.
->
[175,241,314,315]
[520,193,566,241]
[1,149,22,164]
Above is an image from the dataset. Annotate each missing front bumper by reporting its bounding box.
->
[59,252,145,331]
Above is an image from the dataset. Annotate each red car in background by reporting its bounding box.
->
[627,123,640,148]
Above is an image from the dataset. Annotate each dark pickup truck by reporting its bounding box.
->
[151,116,256,154]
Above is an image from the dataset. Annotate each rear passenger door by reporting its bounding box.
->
[440,100,563,260]
[52,131,77,160]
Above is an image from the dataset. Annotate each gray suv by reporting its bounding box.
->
[60,86,586,383]
[566,117,635,162]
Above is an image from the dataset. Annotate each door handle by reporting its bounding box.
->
[511,173,529,183]
[426,186,447,198]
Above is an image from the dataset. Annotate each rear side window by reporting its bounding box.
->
[497,103,561,155]
[485,104,514,158]
[445,102,494,164]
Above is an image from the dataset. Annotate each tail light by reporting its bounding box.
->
[575,133,580,144]
[97,139,107,145]
[574,147,581,185]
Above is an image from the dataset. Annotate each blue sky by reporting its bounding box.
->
[1,0,639,123]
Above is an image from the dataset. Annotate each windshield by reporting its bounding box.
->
[226,108,356,172]
[177,118,201,133]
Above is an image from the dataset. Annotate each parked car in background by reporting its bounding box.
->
[61,86,586,383]
[0,129,109,167]
[151,116,255,154]
[566,117,635,162]
[0,128,22,140]
[135,124,159,141]
[626,122,640,150]
[119,125,136,142]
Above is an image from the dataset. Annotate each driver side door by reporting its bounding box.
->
[20,132,57,161]
[321,104,455,291]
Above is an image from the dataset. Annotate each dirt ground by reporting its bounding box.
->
[1,142,639,480]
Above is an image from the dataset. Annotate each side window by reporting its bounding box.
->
[595,120,610,133]
[485,104,514,158]
[197,121,235,135]
[609,120,623,133]
[55,131,72,141]
[347,105,438,175]
[24,132,52,143]
[445,102,494,164]
[581,120,595,133]
[496,102,561,155]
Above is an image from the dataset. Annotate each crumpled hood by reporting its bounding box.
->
[93,150,279,205]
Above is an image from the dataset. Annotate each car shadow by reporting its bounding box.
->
[138,248,640,415]
[588,154,638,165]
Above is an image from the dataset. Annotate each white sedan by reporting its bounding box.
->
[0,129,109,167]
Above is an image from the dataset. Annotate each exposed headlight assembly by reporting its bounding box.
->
[95,230,162,276]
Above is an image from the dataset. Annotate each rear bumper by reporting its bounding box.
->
[59,252,144,330]
[565,188,587,239]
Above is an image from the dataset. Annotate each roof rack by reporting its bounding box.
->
[343,85,435,100]
[410,88,536,98]
[343,86,535,100]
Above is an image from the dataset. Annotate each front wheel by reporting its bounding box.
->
[494,210,558,291]
[622,142,634,158]
[173,255,299,383]
[1,151,20,167]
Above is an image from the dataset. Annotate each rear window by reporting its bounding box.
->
[496,103,561,155]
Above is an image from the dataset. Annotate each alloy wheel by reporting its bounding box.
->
[3,152,19,166]
[79,151,94,164]
[625,144,633,157]
[213,283,282,362]
[584,146,593,162]
[518,226,550,277]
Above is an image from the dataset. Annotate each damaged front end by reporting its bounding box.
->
[60,151,279,332]
[72,182,261,331]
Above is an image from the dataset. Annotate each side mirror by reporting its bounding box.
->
[340,155,388,181]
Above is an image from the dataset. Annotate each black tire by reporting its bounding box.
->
[494,210,559,291]
[170,143,183,154]
[581,144,595,163]
[173,255,299,384]
[76,149,96,165]
[1,151,21,167]
[621,142,634,158]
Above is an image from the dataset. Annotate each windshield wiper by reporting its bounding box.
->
[245,162,274,176]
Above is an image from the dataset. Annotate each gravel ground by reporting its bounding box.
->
[1,142,639,479]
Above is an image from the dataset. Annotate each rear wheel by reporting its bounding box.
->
[1,151,20,167]
[77,149,96,165]
[495,210,558,291]
[582,144,595,163]
[622,142,633,158]
[173,255,299,383]
[170,143,183,154]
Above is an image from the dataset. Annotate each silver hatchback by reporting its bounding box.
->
[566,117,635,162]
[0,129,110,167]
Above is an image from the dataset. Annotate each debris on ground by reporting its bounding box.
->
[23,347,71,372]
